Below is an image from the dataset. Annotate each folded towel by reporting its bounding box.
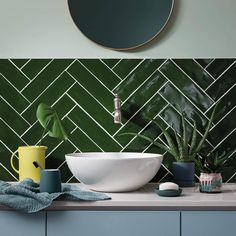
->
[0,179,111,213]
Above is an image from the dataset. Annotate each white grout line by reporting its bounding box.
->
[193,59,216,81]
[67,93,124,148]
[99,59,122,81]
[0,118,29,145]
[0,96,31,126]
[210,128,236,153]
[20,60,76,115]
[19,59,32,70]
[111,59,122,70]
[112,59,145,92]
[0,163,18,180]
[171,59,215,103]
[66,71,113,116]
[122,59,168,105]
[45,140,64,159]
[119,104,169,151]
[0,73,31,104]
[0,141,18,180]
[20,59,54,92]
[205,60,236,91]
[156,91,215,148]
[204,59,215,69]
[77,59,116,96]
[158,170,172,183]
[204,83,236,114]
[8,59,31,81]
[112,81,168,137]
[66,174,76,183]
[158,69,212,122]
[67,116,104,152]
[20,82,77,138]
[210,105,236,131]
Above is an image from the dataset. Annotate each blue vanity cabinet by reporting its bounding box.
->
[47,211,180,236]
[0,211,45,236]
[182,211,236,236]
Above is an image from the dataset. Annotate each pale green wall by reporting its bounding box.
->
[0,0,235,58]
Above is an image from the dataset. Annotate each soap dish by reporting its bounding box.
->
[155,188,182,197]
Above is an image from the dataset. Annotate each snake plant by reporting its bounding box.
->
[120,104,218,162]
[36,103,68,145]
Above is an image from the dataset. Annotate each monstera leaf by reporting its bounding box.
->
[36,103,68,143]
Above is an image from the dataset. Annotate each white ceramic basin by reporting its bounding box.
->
[65,152,163,192]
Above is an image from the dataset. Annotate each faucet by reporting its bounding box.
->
[114,94,122,124]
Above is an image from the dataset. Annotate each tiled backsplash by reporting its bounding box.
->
[0,59,235,182]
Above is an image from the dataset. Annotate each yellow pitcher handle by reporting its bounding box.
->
[10,150,19,174]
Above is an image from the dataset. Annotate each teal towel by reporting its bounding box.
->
[0,179,111,213]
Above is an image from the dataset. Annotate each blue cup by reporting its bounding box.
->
[40,169,62,193]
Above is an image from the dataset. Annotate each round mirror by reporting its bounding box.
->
[68,0,174,51]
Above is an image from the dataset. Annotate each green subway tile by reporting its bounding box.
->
[46,141,75,164]
[22,59,73,101]
[0,59,29,90]
[207,63,236,100]
[22,72,74,123]
[68,83,118,135]
[79,59,121,89]
[206,59,235,78]
[195,59,213,68]
[59,162,76,183]
[67,61,114,112]
[159,83,209,128]
[214,131,236,155]
[116,95,167,146]
[68,106,121,151]
[22,59,52,79]
[206,86,236,124]
[0,97,29,134]
[209,109,236,144]
[113,59,143,78]
[0,119,26,151]
[173,59,214,89]
[101,59,120,68]
[121,71,166,120]
[0,74,30,113]
[160,60,213,111]
[114,59,165,100]
[69,128,102,152]
[10,59,29,68]
[0,143,17,180]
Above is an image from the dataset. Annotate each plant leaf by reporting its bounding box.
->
[195,102,219,154]
[36,103,68,141]
[119,132,174,156]
[189,120,197,156]
[181,112,188,155]
[152,120,179,159]
[173,129,183,161]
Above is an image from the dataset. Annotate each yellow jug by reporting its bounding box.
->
[10,146,47,182]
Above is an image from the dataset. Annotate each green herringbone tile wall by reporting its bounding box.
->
[0,59,235,182]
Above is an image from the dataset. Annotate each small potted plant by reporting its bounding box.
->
[195,150,234,193]
[10,103,68,182]
[120,105,218,187]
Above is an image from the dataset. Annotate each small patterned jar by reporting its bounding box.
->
[199,172,222,193]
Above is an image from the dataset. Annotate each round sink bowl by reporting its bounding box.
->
[65,152,163,192]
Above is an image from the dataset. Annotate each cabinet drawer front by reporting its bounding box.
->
[48,211,180,236]
[0,211,45,236]
[182,211,236,236]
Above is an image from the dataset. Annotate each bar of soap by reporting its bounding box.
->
[159,182,179,191]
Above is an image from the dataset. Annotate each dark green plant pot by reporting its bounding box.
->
[172,162,195,187]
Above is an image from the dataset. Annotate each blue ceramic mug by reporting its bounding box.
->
[40,169,62,193]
